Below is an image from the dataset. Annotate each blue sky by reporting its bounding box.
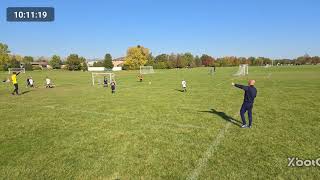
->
[1,0,319,59]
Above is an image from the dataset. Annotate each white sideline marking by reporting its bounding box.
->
[186,122,231,180]
[267,73,272,79]
[187,79,235,180]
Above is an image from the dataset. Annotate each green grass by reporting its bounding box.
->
[0,66,319,179]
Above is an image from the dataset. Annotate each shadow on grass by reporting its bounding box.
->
[21,90,32,95]
[174,89,185,92]
[199,108,242,127]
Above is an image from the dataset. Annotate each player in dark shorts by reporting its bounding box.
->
[110,81,116,94]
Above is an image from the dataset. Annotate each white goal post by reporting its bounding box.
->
[8,68,25,74]
[92,72,115,86]
[234,64,248,76]
[264,64,272,68]
[140,66,154,74]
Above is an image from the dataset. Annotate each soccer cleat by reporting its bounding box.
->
[241,124,247,128]
[248,125,252,128]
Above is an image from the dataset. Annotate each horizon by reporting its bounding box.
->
[1,0,319,59]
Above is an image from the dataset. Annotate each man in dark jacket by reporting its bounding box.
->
[232,80,257,128]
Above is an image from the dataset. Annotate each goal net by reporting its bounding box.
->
[8,68,25,74]
[234,64,248,76]
[264,64,272,68]
[92,73,115,86]
[140,66,154,74]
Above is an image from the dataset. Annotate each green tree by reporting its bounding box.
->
[8,56,21,68]
[168,53,177,69]
[154,54,169,69]
[248,57,256,65]
[0,43,10,54]
[145,53,155,66]
[79,57,88,71]
[176,54,184,68]
[182,53,195,67]
[194,55,202,67]
[124,45,150,69]
[93,61,104,67]
[0,43,10,71]
[23,56,34,63]
[49,55,62,69]
[103,53,114,69]
[66,54,81,70]
[22,56,34,71]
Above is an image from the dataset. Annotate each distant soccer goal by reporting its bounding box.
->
[140,66,154,74]
[8,68,25,74]
[92,72,115,86]
[234,64,248,76]
[264,64,272,68]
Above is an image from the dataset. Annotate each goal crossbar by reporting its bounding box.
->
[140,66,154,74]
[91,72,115,86]
[8,68,25,74]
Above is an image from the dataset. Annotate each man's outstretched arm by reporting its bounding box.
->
[232,82,248,90]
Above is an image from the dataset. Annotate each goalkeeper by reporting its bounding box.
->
[232,80,257,128]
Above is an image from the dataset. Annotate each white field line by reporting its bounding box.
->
[267,72,272,79]
[187,77,236,180]
[187,122,232,180]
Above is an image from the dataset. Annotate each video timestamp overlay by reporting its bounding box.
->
[7,7,54,22]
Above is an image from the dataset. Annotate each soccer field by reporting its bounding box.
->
[0,66,319,179]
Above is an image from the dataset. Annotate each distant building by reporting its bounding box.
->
[87,61,99,67]
[31,61,49,69]
[113,57,125,67]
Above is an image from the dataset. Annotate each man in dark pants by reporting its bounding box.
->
[11,72,21,95]
[232,80,257,128]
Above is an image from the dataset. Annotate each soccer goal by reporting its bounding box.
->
[92,72,115,86]
[234,64,248,76]
[8,68,25,74]
[264,64,272,68]
[140,66,154,74]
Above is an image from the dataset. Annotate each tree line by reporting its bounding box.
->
[0,43,114,71]
[1,43,319,71]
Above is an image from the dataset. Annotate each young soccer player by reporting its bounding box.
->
[26,77,30,87]
[103,76,108,87]
[138,74,143,82]
[110,80,116,94]
[45,77,54,88]
[29,77,34,88]
[232,80,257,128]
[11,72,20,95]
[182,79,187,92]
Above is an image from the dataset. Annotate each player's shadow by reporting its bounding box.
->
[21,90,31,95]
[174,89,185,92]
[199,109,242,127]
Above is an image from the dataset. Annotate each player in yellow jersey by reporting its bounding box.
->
[11,72,20,95]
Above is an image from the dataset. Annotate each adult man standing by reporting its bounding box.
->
[232,80,257,128]
[11,72,20,95]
